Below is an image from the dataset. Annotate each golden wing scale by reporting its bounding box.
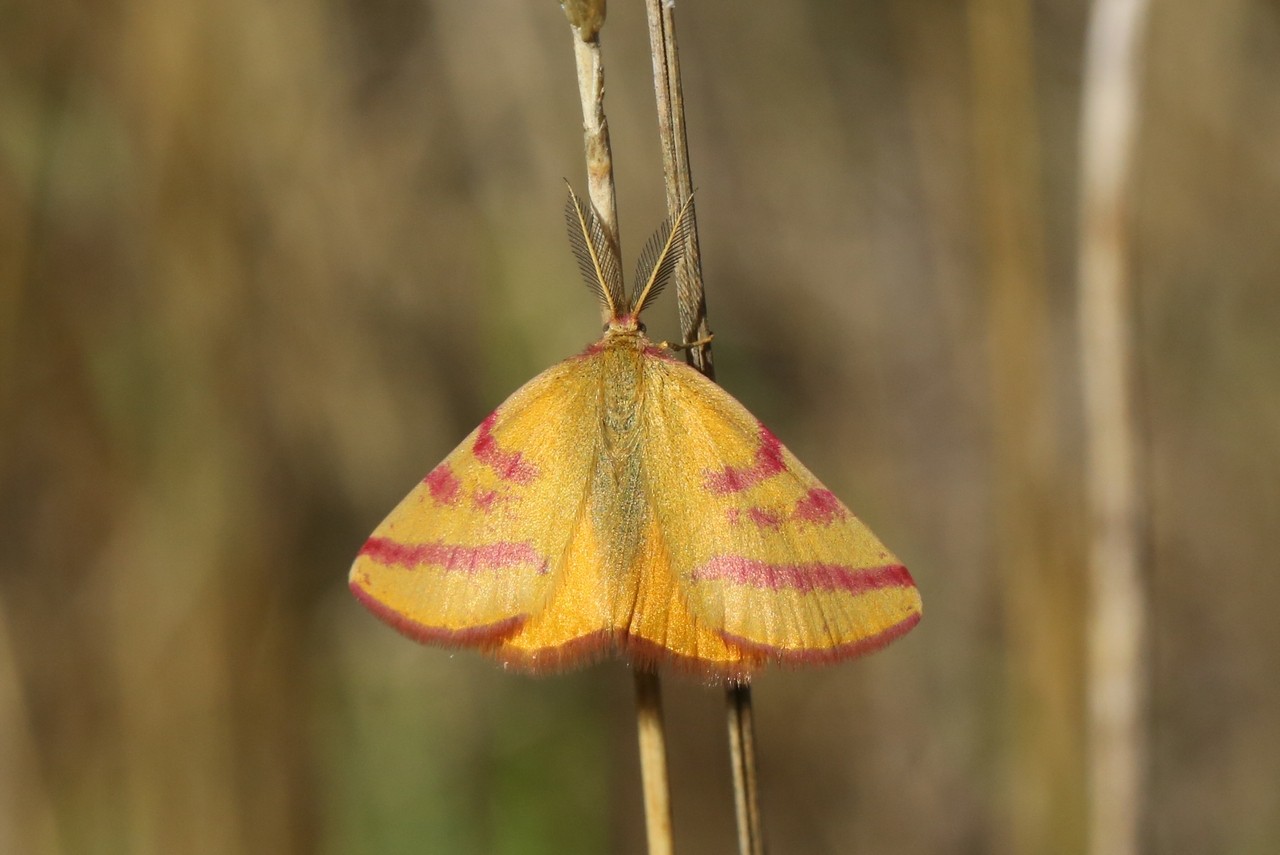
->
[349,188,921,679]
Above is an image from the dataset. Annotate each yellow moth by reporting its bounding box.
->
[350,188,921,680]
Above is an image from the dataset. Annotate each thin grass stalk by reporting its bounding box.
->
[967,0,1085,851]
[634,670,675,855]
[1078,2,1151,854]
[644,4,763,854]
[562,4,676,854]
[565,0,623,324]
[0,598,61,854]
[725,684,764,855]
[644,0,712,377]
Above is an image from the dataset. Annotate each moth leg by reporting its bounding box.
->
[659,333,715,352]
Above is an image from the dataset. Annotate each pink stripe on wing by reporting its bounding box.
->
[423,464,462,505]
[746,507,782,528]
[471,489,499,512]
[359,536,545,574]
[726,507,784,528]
[703,423,786,494]
[472,411,538,484]
[692,556,914,595]
[792,488,847,524]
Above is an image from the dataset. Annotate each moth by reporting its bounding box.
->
[349,188,921,679]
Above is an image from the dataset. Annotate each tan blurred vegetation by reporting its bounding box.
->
[2,1,1278,853]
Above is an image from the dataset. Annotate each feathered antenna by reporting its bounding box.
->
[630,195,695,318]
[565,184,626,319]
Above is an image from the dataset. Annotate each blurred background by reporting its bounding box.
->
[3,1,1278,853]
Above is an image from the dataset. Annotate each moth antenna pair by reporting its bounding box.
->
[564,184,695,322]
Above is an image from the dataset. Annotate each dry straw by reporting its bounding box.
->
[967,1,1084,850]
[644,5,763,854]
[561,7,675,855]
[1079,2,1151,854]
[562,1,763,852]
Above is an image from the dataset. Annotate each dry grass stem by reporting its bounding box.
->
[967,0,1086,850]
[1079,2,1152,854]
[567,4,621,324]
[563,4,675,853]
[634,670,675,855]
[644,0,712,376]
[645,4,763,854]
[726,684,765,855]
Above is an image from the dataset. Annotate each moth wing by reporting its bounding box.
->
[642,356,922,665]
[349,355,603,649]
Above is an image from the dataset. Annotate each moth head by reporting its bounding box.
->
[602,316,648,336]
